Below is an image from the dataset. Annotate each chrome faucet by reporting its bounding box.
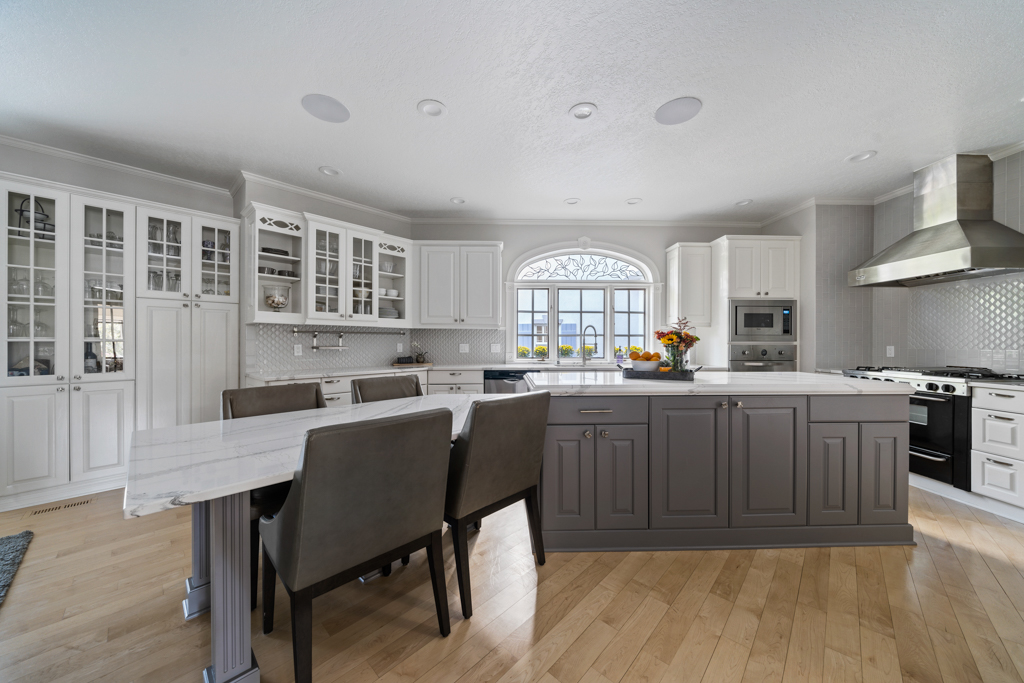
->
[581,325,598,367]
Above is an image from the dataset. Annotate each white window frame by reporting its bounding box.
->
[508,248,656,365]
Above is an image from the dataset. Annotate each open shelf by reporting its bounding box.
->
[259,273,302,283]
[258,251,301,264]
[379,295,404,301]
[378,272,404,279]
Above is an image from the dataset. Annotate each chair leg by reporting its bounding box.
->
[425,529,451,636]
[401,555,410,565]
[526,486,545,566]
[250,519,260,610]
[381,562,392,577]
[262,545,277,634]
[450,518,472,618]
[474,518,482,531]
[290,587,314,683]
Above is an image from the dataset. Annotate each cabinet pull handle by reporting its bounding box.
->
[195,294,201,299]
[988,457,1016,468]
[183,303,189,308]
[735,401,744,408]
[991,393,1016,399]
[720,402,728,408]
[194,303,200,308]
[73,386,81,391]
[325,396,342,401]
[910,450,948,462]
[579,409,613,413]
[600,430,609,438]
[324,379,341,384]
[583,430,592,439]
[988,414,1015,421]
[450,372,462,376]
[183,293,189,298]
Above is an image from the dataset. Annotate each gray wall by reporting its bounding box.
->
[871,192,913,367]
[762,205,816,371]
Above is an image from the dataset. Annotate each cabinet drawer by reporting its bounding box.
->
[427,384,481,395]
[429,369,484,385]
[973,408,1023,460]
[321,373,394,395]
[548,397,648,424]
[322,392,352,406]
[974,387,1024,414]
[809,395,908,423]
[972,450,1024,508]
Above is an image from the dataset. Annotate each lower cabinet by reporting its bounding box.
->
[649,396,729,528]
[860,422,909,525]
[0,385,71,496]
[190,302,239,424]
[542,425,595,530]
[427,383,483,395]
[71,381,134,482]
[730,396,808,527]
[808,423,858,525]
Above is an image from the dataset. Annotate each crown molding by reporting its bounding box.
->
[759,196,875,227]
[760,198,816,227]
[990,140,1024,161]
[873,184,914,204]
[229,171,246,198]
[0,134,231,197]
[239,171,411,225]
[410,216,761,230]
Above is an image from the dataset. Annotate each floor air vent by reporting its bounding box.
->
[29,499,92,516]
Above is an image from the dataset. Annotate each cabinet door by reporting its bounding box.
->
[542,425,596,531]
[137,208,192,300]
[650,396,729,528]
[190,302,238,424]
[672,245,712,326]
[420,246,460,324]
[728,240,761,298]
[972,450,1024,507]
[3,181,70,387]
[347,230,378,322]
[71,195,136,382]
[70,380,133,481]
[760,240,797,298]
[192,217,238,304]
[731,396,808,527]
[808,423,858,525]
[595,424,648,529]
[0,385,70,495]
[860,422,909,525]
[136,299,191,430]
[307,221,345,322]
[460,245,501,326]
[457,384,483,394]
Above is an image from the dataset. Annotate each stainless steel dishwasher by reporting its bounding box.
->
[484,370,533,393]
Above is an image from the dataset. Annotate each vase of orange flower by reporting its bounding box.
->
[655,318,700,372]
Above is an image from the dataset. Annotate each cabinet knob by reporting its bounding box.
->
[461,318,465,322]
[454,318,458,322]
[756,292,761,296]
[457,386,461,390]
[735,401,744,408]
[183,293,189,298]
[74,375,82,380]
[720,402,727,408]
[583,430,592,439]
[183,303,189,307]
[600,430,609,438]
[194,303,200,308]
[73,386,81,391]
[56,375,64,381]
[764,291,768,296]
[195,294,201,299]
[57,387,65,392]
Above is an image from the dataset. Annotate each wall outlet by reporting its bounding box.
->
[886,346,895,358]
[293,344,303,356]
[397,342,403,353]
[490,343,501,353]
[459,343,469,353]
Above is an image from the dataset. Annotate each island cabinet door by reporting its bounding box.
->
[730,396,808,527]
[650,396,729,529]
[808,423,858,525]
[860,422,909,525]
[595,425,648,529]
[542,425,595,531]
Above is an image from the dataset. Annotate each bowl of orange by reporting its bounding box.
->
[629,350,662,372]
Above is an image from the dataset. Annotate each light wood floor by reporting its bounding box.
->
[4,487,1024,682]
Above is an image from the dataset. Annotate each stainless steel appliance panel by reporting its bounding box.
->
[729,344,797,371]
[730,299,797,342]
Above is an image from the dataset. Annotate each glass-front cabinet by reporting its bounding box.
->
[304,215,380,323]
[70,196,135,381]
[3,181,70,386]
[376,238,409,324]
[193,217,238,304]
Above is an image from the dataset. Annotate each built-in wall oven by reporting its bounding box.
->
[730,299,796,343]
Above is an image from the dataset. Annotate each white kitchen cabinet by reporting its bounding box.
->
[70,380,134,482]
[304,215,383,324]
[718,237,799,300]
[760,240,798,298]
[376,237,412,325]
[665,243,712,326]
[420,243,502,327]
[427,383,483,395]
[242,203,306,324]
[972,450,1024,508]
[728,240,761,298]
[0,385,70,495]
[3,180,71,387]
[190,302,238,424]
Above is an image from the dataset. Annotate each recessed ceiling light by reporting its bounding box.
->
[735,199,753,206]
[626,198,642,205]
[845,150,877,163]
[569,103,597,120]
[301,94,350,123]
[654,97,702,125]
[564,198,580,205]
[319,166,340,176]
[450,197,465,204]
[417,100,447,117]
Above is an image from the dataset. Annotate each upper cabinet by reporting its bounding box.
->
[241,204,306,325]
[665,243,712,326]
[376,237,412,326]
[304,215,383,324]
[420,243,501,327]
[718,236,799,299]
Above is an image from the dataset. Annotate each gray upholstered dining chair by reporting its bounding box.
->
[221,383,327,610]
[260,409,454,683]
[351,374,424,404]
[444,391,550,618]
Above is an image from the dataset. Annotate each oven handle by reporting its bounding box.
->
[912,395,951,402]
[910,449,950,462]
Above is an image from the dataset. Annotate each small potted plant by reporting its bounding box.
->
[655,318,700,372]
[411,341,429,364]
[534,345,548,359]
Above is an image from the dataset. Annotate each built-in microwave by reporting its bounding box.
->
[730,299,797,342]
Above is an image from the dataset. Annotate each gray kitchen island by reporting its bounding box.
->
[526,370,915,551]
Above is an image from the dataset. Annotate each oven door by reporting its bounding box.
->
[908,392,955,484]
[734,306,783,337]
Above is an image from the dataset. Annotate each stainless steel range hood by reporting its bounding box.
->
[849,154,1024,287]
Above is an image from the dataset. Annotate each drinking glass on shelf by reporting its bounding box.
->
[167,272,181,292]
[167,224,180,244]
[202,277,215,295]
[148,271,163,291]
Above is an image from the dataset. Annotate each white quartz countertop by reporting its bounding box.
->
[526,371,916,396]
[969,380,1024,391]
[247,363,627,383]
[124,394,499,518]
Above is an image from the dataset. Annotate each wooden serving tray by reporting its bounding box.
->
[621,369,695,381]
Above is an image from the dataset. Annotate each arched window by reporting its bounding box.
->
[513,250,652,362]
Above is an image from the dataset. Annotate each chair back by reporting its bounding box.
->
[445,392,551,519]
[222,384,326,420]
[260,409,454,591]
[351,375,424,404]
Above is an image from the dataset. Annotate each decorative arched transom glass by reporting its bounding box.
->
[513,250,651,362]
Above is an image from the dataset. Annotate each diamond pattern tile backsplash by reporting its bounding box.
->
[409,329,507,365]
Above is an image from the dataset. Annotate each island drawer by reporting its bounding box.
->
[548,397,648,424]
[974,387,1024,414]
[429,370,484,385]
[809,395,909,423]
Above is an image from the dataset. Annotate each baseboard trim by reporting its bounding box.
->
[909,473,1024,524]
[0,477,125,513]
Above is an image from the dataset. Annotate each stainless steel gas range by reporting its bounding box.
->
[843,366,1024,491]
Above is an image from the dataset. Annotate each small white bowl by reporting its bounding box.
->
[386,289,399,297]
[630,360,662,372]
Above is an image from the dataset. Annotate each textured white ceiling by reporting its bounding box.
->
[2,0,1023,223]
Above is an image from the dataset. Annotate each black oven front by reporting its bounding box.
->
[908,391,970,489]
